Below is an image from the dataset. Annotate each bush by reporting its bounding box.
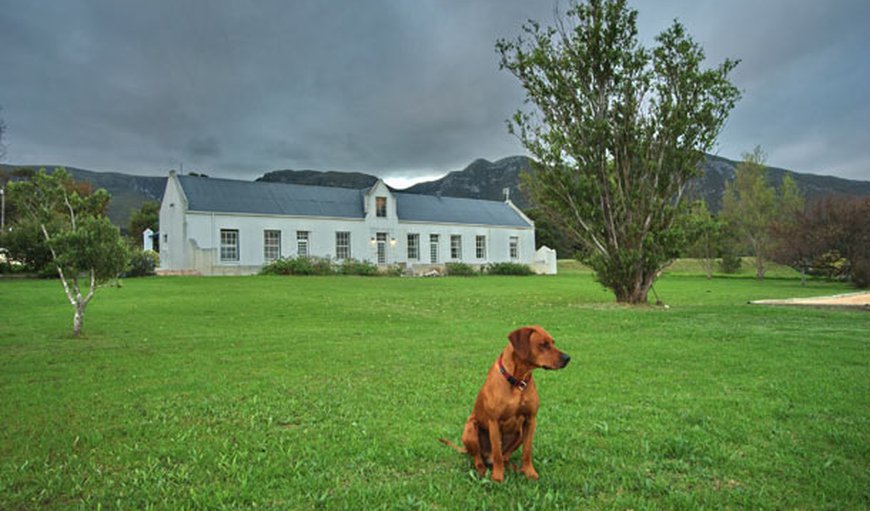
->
[485,262,534,276]
[445,262,477,276]
[0,256,29,275]
[718,254,742,274]
[260,256,336,276]
[338,258,379,276]
[125,249,159,277]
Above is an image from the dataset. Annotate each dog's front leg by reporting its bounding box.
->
[487,419,505,482]
[520,415,539,480]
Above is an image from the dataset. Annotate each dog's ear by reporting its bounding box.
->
[508,327,533,360]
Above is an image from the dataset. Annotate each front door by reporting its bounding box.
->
[377,232,387,264]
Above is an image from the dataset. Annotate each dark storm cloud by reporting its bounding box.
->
[0,0,868,182]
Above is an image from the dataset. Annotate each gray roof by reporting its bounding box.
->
[176,175,531,227]
[394,192,530,227]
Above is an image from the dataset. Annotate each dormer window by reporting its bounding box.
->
[376,196,387,217]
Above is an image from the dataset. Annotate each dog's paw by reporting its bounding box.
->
[491,468,505,483]
[473,460,487,477]
[522,466,539,480]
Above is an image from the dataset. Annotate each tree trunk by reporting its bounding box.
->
[73,301,85,337]
[755,255,765,280]
[614,274,654,304]
[801,267,806,287]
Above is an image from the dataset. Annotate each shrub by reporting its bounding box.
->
[125,249,159,277]
[260,256,336,276]
[338,258,379,276]
[718,254,742,274]
[485,262,534,276]
[384,265,405,277]
[445,262,477,276]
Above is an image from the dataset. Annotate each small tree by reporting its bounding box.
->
[497,0,740,303]
[723,148,807,281]
[683,200,725,279]
[769,174,809,284]
[771,205,821,287]
[129,200,160,239]
[722,147,776,279]
[8,169,128,336]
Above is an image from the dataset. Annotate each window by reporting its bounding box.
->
[476,235,486,259]
[376,232,388,264]
[297,231,309,257]
[220,229,239,262]
[376,196,387,217]
[430,234,439,263]
[335,232,351,260]
[509,236,519,260]
[407,233,419,260]
[264,230,281,261]
[450,235,462,260]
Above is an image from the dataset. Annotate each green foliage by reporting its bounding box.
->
[445,262,478,276]
[259,256,335,276]
[260,257,406,277]
[682,200,726,278]
[485,261,535,275]
[0,273,866,509]
[718,253,743,274]
[0,258,26,274]
[337,258,379,276]
[721,146,806,281]
[524,206,584,258]
[0,216,54,272]
[49,216,128,280]
[125,249,159,277]
[6,168,126,335]
[128,200,159,238]
[497,0,740,303]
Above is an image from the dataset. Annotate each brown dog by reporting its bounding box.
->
[440,325,570,482]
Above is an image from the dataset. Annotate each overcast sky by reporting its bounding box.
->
[1,0,868,186]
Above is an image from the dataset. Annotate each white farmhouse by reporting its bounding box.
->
[158,171,550,275]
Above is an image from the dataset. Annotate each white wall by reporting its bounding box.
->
[179,212,534,274]
[158,172,189,271]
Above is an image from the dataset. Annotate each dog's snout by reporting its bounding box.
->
[560,353,571,367]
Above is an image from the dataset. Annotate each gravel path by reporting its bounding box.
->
[750,292,870,310]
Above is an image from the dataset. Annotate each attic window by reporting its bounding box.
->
[376,196,387,217]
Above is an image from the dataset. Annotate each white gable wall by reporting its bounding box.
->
[158,172,190,272]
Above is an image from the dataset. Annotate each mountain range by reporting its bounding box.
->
[3,155,868,229]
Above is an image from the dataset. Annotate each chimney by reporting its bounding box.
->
[436,190,442,198]
[503,187,511,202]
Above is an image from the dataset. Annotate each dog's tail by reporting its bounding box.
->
[438,438,467,454]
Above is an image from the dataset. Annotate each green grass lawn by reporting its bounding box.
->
[1,267,867,510]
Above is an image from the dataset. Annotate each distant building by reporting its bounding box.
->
[158,171,552,275]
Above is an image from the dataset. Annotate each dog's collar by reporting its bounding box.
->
[498,354,529,391]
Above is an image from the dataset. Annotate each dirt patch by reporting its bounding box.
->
[751,292,870,311]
